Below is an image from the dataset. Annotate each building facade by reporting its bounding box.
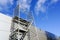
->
[0,13,12,40]
[0,13,59,40]
[9,16,59,40]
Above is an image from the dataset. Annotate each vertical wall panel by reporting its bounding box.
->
[0,13,12,40]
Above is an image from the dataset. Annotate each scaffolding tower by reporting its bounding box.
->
[9,0,33,40]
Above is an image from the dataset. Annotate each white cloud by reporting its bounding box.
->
[51,0,58,3]
[0,0,14,11]
[48,0,59,6]
[0,0,13,5]
[0,0,8,5]
[0,7,2,10]
[34,0,46,15]
[9,0,14,5]
[0,0,32,16]
[37,0,46,4]
[0,0,32,12]
[34,0,59,15]
[19,0,32,12]
[0,0,14,15]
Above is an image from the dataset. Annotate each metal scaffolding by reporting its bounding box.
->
[9,0,33,40]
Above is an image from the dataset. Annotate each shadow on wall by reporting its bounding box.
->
[45,31,57,40]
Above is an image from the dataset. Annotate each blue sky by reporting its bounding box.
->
[0,0,60,36]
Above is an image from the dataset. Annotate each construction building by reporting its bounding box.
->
[0,13,59,40]
[0,0,60,40]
